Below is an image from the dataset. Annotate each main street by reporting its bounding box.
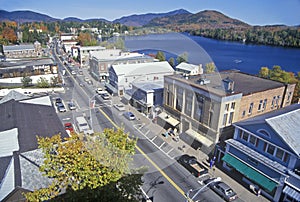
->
[51,41,229,202]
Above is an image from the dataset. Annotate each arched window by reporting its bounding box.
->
[257,129,270,137]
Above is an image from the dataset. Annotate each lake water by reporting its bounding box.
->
[124,33,300,75]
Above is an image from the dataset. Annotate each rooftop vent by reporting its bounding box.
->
[223,77,234,93]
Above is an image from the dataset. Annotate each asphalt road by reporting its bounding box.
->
[52,43,226,202]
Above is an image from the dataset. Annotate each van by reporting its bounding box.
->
[76,116,90,132]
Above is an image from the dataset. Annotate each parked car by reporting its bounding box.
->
[71,70,76,75]
[68,102,76,110]
[123,112,135,120]
[55,97,62,106]
[114,104,126,111]
[177,154,208,177]
[57,103,66,112]
[210,181,238,202]
[64,122,74,132]
[96,87,103,94]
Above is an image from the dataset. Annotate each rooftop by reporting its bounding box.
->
[3,44,34,52]
[0,58,55,69]
[113,61,174,76]
[166,70,285,97]
[235,104,300,157]
[176,62,200,72]
[132,81,164,92]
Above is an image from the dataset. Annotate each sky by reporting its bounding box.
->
[1,0,300,26]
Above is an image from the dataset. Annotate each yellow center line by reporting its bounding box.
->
[98,108,186,197]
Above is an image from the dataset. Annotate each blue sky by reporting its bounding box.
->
[1,0,300,26]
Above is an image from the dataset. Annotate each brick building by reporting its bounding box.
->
[162,70,295,153]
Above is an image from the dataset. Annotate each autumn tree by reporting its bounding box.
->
[205,62,216,73]
[259,67,270,78]
[25,128,143,201]
[77,32,98,46]
[36,77,50,88]
[2,27,17,43]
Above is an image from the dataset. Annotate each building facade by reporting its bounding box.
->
[3,41,44,59]
[90,50,155,82]
[108,61,174,96]
[163,70,295,153]
[222,104,300,202]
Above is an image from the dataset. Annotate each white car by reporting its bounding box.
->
[114,104,126,111]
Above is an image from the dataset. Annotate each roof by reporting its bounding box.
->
[79,46,105,51]
[112,61,174,76]
[166,70,285,97]
[132,81,163,92]
[0,98,67,153]
[176,62,199,72]
[0,58,55,69]
[0,90,29,104]
[235,104,300,156]
[3,44,34,52]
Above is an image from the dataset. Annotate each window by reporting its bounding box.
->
[228,112,234,124]
[231,102,236,110]
[266,144,275,155]
[239,129,244,139]
[271,96,276,108]
[275,148,284,160]
[248,102,254,114]
[283,153,290,163]
[185,101,192,116]
[222,113,228,126]
[225,104,229,111]
[258,100,263,111]
[287,92,292,103]
[263,99,267,110]
[249,135,257,146]
[242,132,249,141]
[242,110,246,117]
[257,129,270,137]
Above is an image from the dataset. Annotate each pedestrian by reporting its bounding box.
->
[257,188,261,197]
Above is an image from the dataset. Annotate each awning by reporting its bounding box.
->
[222,154,277,192]
[105,83,118,94]
[283,186,300,201]
[185,129,213,147]
[158,112,180,127]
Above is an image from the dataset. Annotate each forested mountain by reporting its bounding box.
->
[146,10,250,29]
[113,9,191,27]
[0,10,59,23]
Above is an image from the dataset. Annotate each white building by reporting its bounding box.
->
[175,62,203,75]
[107,61,174,96]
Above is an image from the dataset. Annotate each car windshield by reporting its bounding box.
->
[225,189,233,195]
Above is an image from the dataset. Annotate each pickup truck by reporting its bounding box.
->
[178,154,208,177]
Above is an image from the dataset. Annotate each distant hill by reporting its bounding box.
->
[146,10,250,29]
[113,9,191,27]
[0,10,59,23]
[0,10,109,23]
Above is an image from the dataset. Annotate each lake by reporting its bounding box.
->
[124,33,300,75]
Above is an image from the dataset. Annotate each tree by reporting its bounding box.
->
[259,67,270,78]
[176,52,188,64]
[21,76,32,87]
[36,77,50,88]
[168,57,175,67]
[155,51,166,61]
[50,76,61,87]
[25,128,142,201]
[205,62,216,73]
[114,37,125,50]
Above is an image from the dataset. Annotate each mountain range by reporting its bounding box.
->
[0,9,191,26]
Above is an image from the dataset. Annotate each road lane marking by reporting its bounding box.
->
[98,107,186,197]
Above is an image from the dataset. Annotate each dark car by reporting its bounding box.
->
[55,97,62,106]
[177,155,208,177]
[210,181,238,202]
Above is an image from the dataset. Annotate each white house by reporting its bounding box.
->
[107,61,174,96]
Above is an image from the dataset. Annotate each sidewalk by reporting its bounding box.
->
[126,105,270,202]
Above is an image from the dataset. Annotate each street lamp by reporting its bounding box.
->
[89,94,98,131]
[185,177,221,202]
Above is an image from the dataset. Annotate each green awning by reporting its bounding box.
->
[222,154,277,192]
